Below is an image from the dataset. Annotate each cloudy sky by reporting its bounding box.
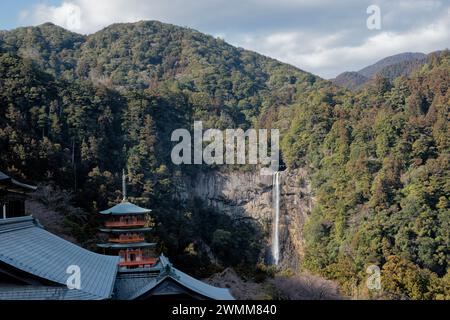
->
[1,0,449,78]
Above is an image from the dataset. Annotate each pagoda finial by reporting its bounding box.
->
[122,169,127,202]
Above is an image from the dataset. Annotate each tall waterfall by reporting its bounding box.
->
[272,171,281,265]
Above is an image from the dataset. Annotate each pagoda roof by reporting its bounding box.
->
[0,171,37,193]
[100,201,152,215]
[100,227,153,233]
[97,242,156,249]
[0,216,119,300]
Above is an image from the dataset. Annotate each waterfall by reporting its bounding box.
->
[272,171,280,265]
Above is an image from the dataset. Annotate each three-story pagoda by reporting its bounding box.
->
[97,171,157,270]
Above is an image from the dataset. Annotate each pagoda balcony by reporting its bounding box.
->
[105,220,146,228]
[118,258,158,268]
[109,235,145,243]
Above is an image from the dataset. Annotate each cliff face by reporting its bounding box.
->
[176,168,313,270]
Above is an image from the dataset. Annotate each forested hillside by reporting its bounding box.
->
[281,52,449,299]
[0,51,265,277]
[0,21,323,126]
[0,22,448,299]
[332,52,428,91]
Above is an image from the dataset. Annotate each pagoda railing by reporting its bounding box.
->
[105,220,146,228]
[109,235,145,243]
[118,258,157,267]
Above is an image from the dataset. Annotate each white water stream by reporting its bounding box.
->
[272,171,280,265]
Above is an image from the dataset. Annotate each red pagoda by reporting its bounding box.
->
[97,171,157,270]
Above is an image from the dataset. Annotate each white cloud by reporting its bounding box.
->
[238,8,450,78]
[34,2,82,31]
[19,0,450,78]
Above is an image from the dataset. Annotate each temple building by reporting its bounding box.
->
[97,173,157,270]
[0,170,234,300]
[0,216,119,300]
[0,171,36,219]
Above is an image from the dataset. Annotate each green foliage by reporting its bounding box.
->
[297,51,450,299]
[0,22,448,298]
[382,256,449,300]
[154,198,263,278]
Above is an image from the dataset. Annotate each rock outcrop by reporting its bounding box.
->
[176,168,313,270]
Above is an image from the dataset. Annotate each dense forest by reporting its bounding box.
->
[0,22,448,299]
[282,56,450,299]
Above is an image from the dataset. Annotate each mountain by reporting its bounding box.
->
[332,71,368,91]
[358,52,427,78]
[0,21,332,281]
[332,52,428,90]
[0,21,323,124]
[0,21,448,300]
[0,22,86,76]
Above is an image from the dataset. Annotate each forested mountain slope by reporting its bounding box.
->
[282,52,449,299]
[0,22,329,279]
[0,22,325,126]
[0,21,448,299]
[332,52,428,91]
[358,52,427,78]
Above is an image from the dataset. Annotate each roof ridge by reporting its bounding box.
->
[0,216,40,233]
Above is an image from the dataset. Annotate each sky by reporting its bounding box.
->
[0,0,449,79]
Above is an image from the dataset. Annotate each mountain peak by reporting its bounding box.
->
[358,52,427,78]
[332,51,428,91]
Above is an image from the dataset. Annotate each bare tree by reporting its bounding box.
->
[271,272,342,300]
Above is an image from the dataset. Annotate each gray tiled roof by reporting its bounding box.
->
[0,171,9,181]
[113,272,160,300]
[0,216,119,300]
[117,255,234,300]
[97,242,156,249]
[100,202,151,215]
[159,256,234,300]
[0,286,101,300]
